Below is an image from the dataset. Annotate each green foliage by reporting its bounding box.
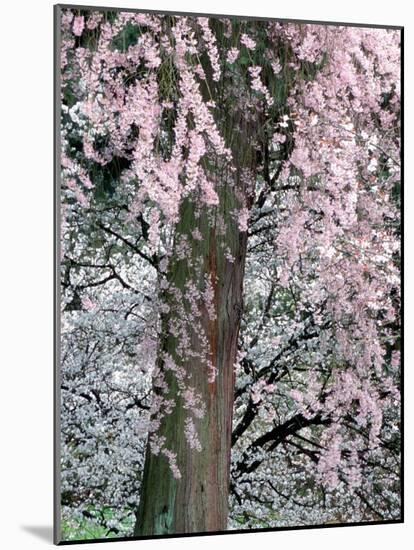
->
[62,507,135,541]
[112,22,142,52]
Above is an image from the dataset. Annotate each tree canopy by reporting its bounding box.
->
[58,8,401,541]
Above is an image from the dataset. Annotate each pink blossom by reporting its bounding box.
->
[227,47,239,64]
[198,17,221,81]
[271,60,282,74]
[184,418,202,451]
[238,207,249,232]
[72,16,85,37]
[86,12,102,30]
[82,296,96,311]
[240,33,256,50]
[191,228,202,241]
[248,66,274,106]
[201,179,219,206]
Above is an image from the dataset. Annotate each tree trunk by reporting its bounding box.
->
[134,39,261,530]
[134,180,248,535]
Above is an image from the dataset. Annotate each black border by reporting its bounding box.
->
[53,4,404,545]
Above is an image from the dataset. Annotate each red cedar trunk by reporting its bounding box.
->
[134,186,248,535]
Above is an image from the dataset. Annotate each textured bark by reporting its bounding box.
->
[134,184,248,535]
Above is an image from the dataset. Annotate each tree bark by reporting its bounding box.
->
[134,182,248,535]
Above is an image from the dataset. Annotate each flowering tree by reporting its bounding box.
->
[59,8,401,540]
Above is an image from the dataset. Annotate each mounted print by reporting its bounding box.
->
[54,4,403,544]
